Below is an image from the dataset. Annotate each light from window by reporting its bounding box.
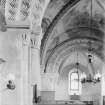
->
[70,72,79,90]
[68,70,82,95]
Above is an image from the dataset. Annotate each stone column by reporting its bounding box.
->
[20,33,30,105]
[30,26,42,94]
[29,0,50,104]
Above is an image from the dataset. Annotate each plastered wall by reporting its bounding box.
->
[0,30,28,105]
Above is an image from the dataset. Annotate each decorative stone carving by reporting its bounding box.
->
[29,0,50,31]
[30,34,42,49]
[19,0,30,21]
[30,25,42,49]
[5,0,30,21]
[5,0,18,21]
[29,0,50,49]
[29,0,44,29]
[22,33,30,46]
[21,29,42,49]
[22,33,42,49]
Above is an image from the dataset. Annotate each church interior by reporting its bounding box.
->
[0,0,105,105]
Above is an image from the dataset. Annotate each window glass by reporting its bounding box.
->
[69,70,82,95]
[70,72,79,90]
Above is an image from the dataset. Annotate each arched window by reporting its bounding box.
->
[68,70,81,95]
[70,72,79,90]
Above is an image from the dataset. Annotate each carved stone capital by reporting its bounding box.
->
[30,25,42,49]
[29,0,43,28]
[30,34,42,49]
[22,33,30,46]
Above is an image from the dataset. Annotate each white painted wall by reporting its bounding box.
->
[0,30,29,105]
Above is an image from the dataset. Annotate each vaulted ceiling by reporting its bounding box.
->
[0,0,105,78]
[41,0,105,77]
